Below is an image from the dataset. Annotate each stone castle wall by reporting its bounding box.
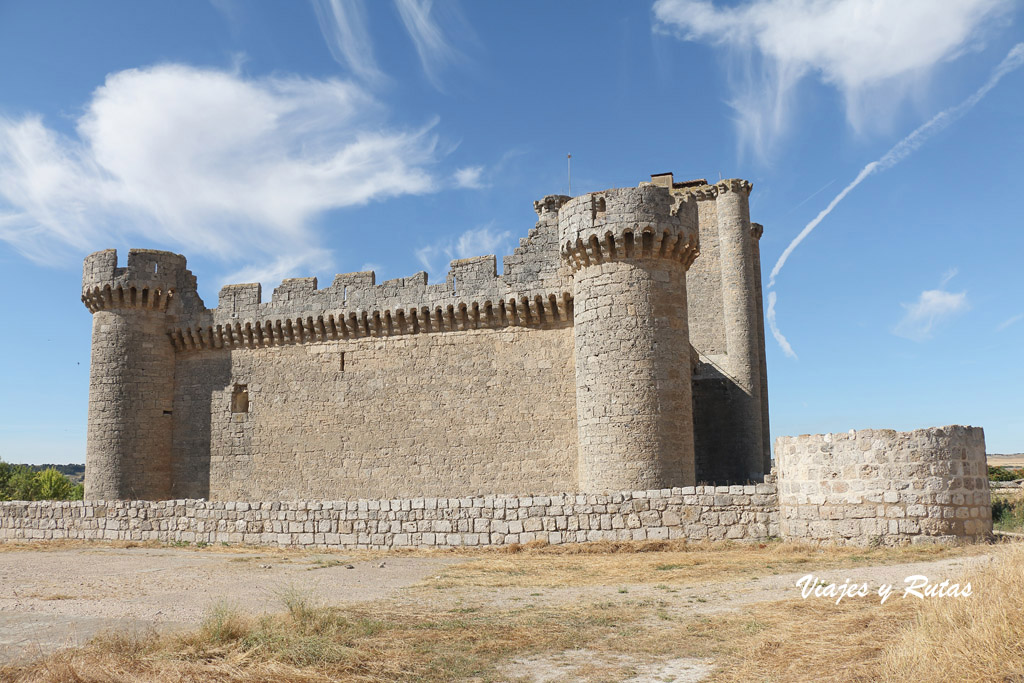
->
[172,326,578,500]
[776,426,992,546]
[0,484,779,549]
[81,174,772,501]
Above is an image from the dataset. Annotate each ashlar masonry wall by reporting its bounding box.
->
[0,484,780,549]
[172,325,578,500]
[776,426,992,546]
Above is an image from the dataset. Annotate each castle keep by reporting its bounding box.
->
[81,173,771,501]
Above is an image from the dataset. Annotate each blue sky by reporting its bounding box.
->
[0,0,1022,464]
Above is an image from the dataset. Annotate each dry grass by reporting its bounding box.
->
[0,540,165,553]
[881,542,1024,682]
[709,542,1024,682]
[0,594,709,682]
[989,455,1024,468]
[708,596,910,682]
[421,538,984,589]
[3,539,1020,682]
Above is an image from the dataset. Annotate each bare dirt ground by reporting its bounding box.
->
[0,541,1003,681]
[0,545,458,664]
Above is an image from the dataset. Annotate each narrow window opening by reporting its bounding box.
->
[163,410,173,416]
[153,262,158,274]
[340,352,346,371]
[231,384,249,413]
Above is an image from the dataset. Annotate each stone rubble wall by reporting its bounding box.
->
[0,484,779,548]
[776,425,992,546]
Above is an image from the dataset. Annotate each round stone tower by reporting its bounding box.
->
[81,248,193,500]
[715,180,766,481]
[560,185,700,492]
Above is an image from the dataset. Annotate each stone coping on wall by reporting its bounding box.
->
[0,485,779,549]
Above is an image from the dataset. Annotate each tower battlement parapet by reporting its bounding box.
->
[558,186,699,272]
[533,194,571,216]
[82,249,202,315]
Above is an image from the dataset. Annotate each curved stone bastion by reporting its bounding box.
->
[775,425,992,546]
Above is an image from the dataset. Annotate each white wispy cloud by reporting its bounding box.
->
[0,63,441,285]
[453,165,486,189]
[394,0,462,89]
[415,224,512,280]
[312,0,384,83]
[894,272,970,341]
[996,313,1024,332]
[766,291,797,359]
[768,43,1024,288]
[223,249,334,292]
[653,0,1012,160]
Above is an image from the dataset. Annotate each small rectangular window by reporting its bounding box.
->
[231,384,249,413]
[340,352,345,371]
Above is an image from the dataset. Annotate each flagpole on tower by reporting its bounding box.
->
[567,153,572,196]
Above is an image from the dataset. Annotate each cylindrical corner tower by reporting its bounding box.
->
[81,249,187,500]
[750,222,771,475]
[715,180,765,481]
[560,185,700,492]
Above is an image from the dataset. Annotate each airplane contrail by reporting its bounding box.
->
[768,43,1024,289]
[766,291,796,359]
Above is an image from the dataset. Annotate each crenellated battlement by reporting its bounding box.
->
[558,186,699,272]
[81,248,203,315]
[169,287,574,351]
[169,255,574,352]
[664,177,754,202]
[159,197,584,351]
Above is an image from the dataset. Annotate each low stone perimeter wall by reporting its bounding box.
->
[776,425,991,546]
[0,484,779,548]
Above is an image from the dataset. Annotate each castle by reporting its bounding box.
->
[80,173,770,501]
[0,169,986,546]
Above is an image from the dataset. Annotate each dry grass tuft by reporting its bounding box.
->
[422,538,984,589]
[881,542,1024,682]
[709,597,910,682]
[0,592,705,682]
[0,540,162,553]
[709,541,1024,683]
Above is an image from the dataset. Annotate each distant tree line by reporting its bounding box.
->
[0,460,84,501]
[32,463,85,483]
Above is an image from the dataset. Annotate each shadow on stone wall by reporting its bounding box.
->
[171,353,233,500]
